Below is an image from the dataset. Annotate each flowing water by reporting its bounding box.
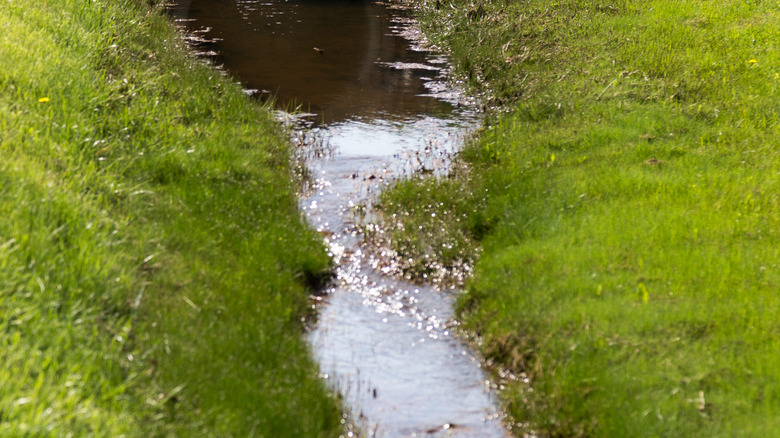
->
[168,1,509,436]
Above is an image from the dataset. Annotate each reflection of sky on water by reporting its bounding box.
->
[299,112,508,436]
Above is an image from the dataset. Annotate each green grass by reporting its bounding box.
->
[377,0,780,436]
[1,0,342,435]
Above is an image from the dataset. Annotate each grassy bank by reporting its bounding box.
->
[1,0,342,435]
[381,0,780,435]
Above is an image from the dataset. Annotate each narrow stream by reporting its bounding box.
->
[168,1,509,436]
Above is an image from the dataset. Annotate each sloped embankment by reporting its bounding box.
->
[0,0,341,435]
[379,0,780,436]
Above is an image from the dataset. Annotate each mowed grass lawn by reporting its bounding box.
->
[1,0,341,435]
[380,0,780,436]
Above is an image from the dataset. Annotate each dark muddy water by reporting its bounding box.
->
[169,0,458,123]
[168,1,509,436]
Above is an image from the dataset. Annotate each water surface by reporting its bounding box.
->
[170,0,460,123]
[168,1,509,436]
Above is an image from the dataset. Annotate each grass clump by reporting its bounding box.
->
[1,0,341,435]
[380,0,780,435]
[373,175,486,286]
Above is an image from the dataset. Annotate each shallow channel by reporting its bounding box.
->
[168,1,509,436]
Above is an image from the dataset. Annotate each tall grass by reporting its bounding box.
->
[1,0,341,435]
[379,0,780,435]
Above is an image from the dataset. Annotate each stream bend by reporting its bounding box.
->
[168,1,509,436]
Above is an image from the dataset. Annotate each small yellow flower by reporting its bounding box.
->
[38,97,50,103]
[748,59,757,64]
[638,283,649,304]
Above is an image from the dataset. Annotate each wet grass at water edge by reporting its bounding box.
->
[0,0,343,435]
[374,0,780,436]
